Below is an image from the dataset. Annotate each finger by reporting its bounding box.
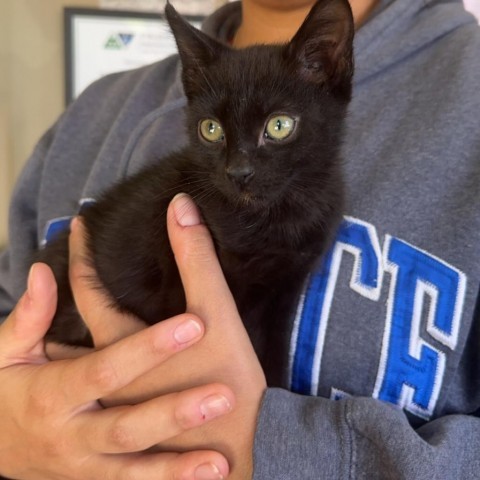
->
[0,263,57,364]
[64,313,204,404]
[95,451,228,480]
[68,217,145,347]
[166,194,237,318]
[80,383,234,453]
[45,341,93,360]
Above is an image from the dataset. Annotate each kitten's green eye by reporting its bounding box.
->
[264,115,296,141]
[199,119,225,143]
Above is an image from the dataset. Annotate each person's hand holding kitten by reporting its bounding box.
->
[50,193,267,480]
[0,194,265,480]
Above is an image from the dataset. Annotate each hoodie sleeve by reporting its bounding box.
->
[0,124,58,323]
[0,58,183,326]
[253,388,480,479]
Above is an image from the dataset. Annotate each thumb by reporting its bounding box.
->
[167,195,265,395]
[0,262,57,365]
[166,193,237,321]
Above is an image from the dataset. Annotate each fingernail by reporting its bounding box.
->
[70,216,79,232]
[200,394,232,421]
[25,263,37,304]
[173,319,202,344]
[172,193,201,227]
[194,463,224,480]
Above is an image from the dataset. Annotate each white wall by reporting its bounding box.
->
[0,0,13,250]
[99,0,226,14]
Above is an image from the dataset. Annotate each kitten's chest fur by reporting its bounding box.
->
[193,188,335,382]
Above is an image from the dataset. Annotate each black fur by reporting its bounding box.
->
[39,0,354,387]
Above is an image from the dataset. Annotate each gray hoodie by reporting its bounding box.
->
[1,0,479,478]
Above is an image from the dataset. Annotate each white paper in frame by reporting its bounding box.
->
[64,8,202,104]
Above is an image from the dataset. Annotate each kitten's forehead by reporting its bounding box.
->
[171,0,353,106]
[197,45,305,117]
[223,45,289,92]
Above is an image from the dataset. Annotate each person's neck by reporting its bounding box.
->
[233,0,379,48]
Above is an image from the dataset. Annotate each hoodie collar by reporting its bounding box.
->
[354,0,475,82]
[201,0,475,84]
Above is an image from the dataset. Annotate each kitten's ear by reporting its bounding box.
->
[165,1,226,98]
[285,0,354,97]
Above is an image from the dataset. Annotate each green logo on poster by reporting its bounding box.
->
[104,33,134,50]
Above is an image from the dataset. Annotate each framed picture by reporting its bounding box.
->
[64,8,203,104]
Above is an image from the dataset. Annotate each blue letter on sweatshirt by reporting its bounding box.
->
[290,217,383,395]
[374,236,465,419]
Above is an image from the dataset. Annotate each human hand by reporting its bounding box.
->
[62,194,267,479]
[0,262,232,480]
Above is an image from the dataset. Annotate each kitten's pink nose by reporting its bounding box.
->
[225,164,255,187]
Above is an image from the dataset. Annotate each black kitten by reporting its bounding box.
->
[39,0,354,386]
